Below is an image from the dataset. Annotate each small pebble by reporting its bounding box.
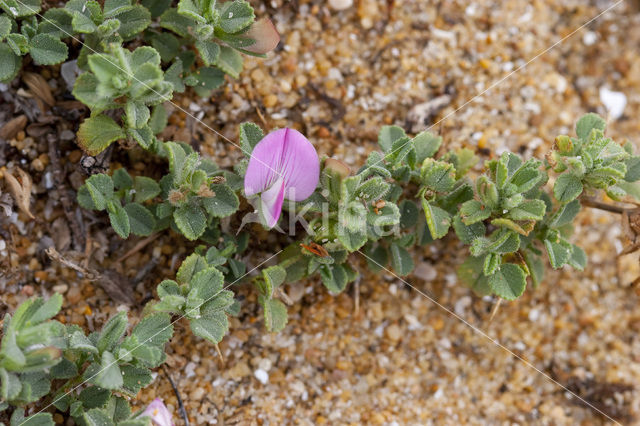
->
[329,0,353,11]
[254,368,269,385]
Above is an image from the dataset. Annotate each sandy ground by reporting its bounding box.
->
[3,0,640,424]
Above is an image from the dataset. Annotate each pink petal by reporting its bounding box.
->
[243,19,280,54]
[260,176,285,228]
[143,399,174,426]
[244,128,319,201]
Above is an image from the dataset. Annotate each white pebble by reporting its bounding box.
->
[254,368,269,384]
[583,31,597,46]
[599,87,626,121]
[329,0,353,11]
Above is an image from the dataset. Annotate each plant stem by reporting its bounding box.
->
[580,197,625,214]
[162,365,189,426]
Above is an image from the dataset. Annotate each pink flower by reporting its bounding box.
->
[143,398,173,426]
[244,128,319,228]
[243,19,280,54]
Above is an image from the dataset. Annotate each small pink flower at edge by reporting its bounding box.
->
[244,128,320,228]
[142,398,174,426]
[243,18,280,54]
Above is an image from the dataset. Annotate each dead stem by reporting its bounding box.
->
[162,364,190,426]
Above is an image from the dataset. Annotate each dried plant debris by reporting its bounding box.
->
[3,167,34,219]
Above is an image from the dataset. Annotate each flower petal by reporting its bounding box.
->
[143,398,174,426]
[243,18,280,54]
[244,128,319,202]
[260,176,285,228]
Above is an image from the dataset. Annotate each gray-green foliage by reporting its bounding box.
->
[0,12,68,83]
[2,0,272,155]
[282,115,640,303]
[73,44,173,155]
[153,246,240,344]
[0,293,166,425]
[76,140,240,241]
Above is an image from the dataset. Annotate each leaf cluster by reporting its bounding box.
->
[0,293,172,425]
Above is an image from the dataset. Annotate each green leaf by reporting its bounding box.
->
[124,203,155,236]
[544,239,571,269]
[549,199,581,227]
[151,32,180,63]
[174,203,207,240]
[576,113,606,141]
[507,199,546,221]
[190,66,225,97]
[108,201,130,238]
[459,200,490,225]
[261,297,287,333]
[568,244,587,270]
[69,331,98,354]
[452,215,485,245]
[28,293,63,325]
[0,43,21,83]
[1,368,21,400]
[160,7,196,37]
[420,159,455,192]
[476,176,499,210]
[483,252,500,276]
[124,101,150,129]
[624,156,640,182]
[357,176,390,201]
[112,168,133,190]
[121,365,152,394]
[112,5,151,39]
[390,243,414,276]
[338,229,367,252]
[470,229,520,256]
[239,122,264,155]
[413,131,442,163]
[196,39,220,66]
[177,253,207,285]
[97,311,128,353]
[219,0,254,33]
[50,358,78,379]
[491,218,534,236]
[128,126,156,150]
[399,200,419,229]
[77,115,126,155]
[0,15,11,37]
[81,408,115,426]
[1,0,41,18]
[142,0,171,18]
[378,125,405,152]
[190,312,228,343]
[262,265,286,297]
[319,264,349,293]
[149,104,168,135]
[523,250,544,288]
[103,0,131,17]
[133,176,161,203]
[73,73,111,111]
[189,267,225,301]
[213,45,242,78]
[93,351,123,390]
[202,184,239,217]
[177,0,206,23]
[85,174,114,211]
[79,385,110,409]
[488,263,527,300]
[421,199,451,239]
[367,203,400,227]
[14,413,54,426]
[553,173,583,203]
[457,256,491,296]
